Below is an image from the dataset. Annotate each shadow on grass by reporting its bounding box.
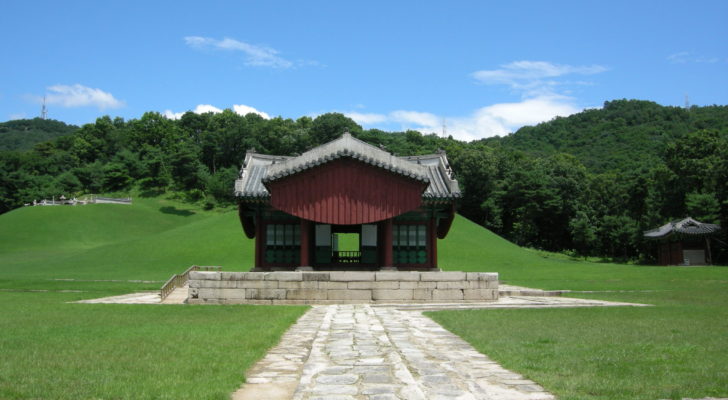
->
[159,206,195,217]
[139,189,166,198]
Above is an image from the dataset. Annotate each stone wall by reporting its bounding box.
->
[188,271,498,304]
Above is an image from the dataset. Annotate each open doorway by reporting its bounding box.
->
[332,232,361,263]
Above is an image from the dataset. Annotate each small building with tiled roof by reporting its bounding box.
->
[644,217,722,265]
[235,132,461,271]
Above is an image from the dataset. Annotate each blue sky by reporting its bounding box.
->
[1,1,726,141]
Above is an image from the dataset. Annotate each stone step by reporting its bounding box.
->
[499,284,565,297]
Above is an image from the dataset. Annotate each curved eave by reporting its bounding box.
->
[263,153,431,184]
[237,193,461,204]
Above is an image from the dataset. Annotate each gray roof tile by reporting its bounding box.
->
[644,217,721,238]
[235,134,460,201]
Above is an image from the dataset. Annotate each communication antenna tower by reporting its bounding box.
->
[442,118,447,138]
[684,94,690,109]
[40,95,48,120]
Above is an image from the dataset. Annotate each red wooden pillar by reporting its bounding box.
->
[429,216,438,269]
[382,218,393,268]
[254,214,264,269]
[300,219,311,267]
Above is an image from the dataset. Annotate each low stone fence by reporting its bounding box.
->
[188,271,498,304]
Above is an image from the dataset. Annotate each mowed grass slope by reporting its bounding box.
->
[0,198,252,289]
[435,215,728,400]
[0,199,306,400]
[440,214,728,291]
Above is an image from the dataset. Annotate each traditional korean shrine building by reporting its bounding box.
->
[235,133,461,271]
[644,217,722,266]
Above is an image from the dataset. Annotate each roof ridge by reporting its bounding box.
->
[263,132,430,183]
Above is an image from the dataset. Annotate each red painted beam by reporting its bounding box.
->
[383,218,393,268]
[300,219,310,267]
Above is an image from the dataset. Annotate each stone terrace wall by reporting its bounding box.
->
[188,271,498,305]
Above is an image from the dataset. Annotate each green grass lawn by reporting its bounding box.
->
[434,215,728,400]
[0,198,307,399]
[1,200,727,399]
[0,291,305,400]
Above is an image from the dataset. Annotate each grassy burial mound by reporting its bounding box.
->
[0,197,252,289]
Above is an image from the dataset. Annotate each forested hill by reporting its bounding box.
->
[0,118,78,151]
[1,100,726,263]
[488,100,728,172]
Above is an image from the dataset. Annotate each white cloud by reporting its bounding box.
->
[668,51,721,64]
[472,60,607,97]
[390,110,441,128]
[233,104,270,119]
[184,36,293,68]
[344,112,388,125]
[342,95,580,142]
[163,104,270,120]
[9,113,26,120]
[43,84,124,110]
[476,95,578,127]
[667,52,690,64]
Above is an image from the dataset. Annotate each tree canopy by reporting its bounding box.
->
[1,100,727,263]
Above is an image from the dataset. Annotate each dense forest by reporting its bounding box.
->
[1,99,727,262]
[0,118,78,152]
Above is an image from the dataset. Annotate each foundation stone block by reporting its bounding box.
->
[220,272,246,280]
[436,281,470,290]
[302,272,331,281]
[329,271,376,281]
[287,289,328,300]
[348,281,400,290]
[372,289,414,301]
[432,289,464,300]
[375,272,420,281]
[319,281,348,289]
[237,280,279,289]
[246,288,287,300]
[413,289,433,300]
[328,290,372,301]
[189,271,220,280]
[279,281,319,289]
[243,272,266,280]
[420,271,466,281]
[265,272,302,281]
[463,289,497,300]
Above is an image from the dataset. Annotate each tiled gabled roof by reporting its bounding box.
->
[644,217,722,239]
[234,133,461,201]
[263,133,430,183]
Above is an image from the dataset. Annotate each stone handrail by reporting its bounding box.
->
[160,265,222,301]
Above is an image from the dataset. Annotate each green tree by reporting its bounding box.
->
[570,211,597,259]
[686,192,720,223]
[310,113,362,145]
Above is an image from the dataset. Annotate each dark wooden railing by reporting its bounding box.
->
[160,265,222,301]
[332,251,361,263]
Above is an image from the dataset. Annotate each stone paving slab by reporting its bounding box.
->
[75,291,162,304]
[234,295,646,400]
[383,295,650,312]
[244,304,557,400]
[73,285,190,304]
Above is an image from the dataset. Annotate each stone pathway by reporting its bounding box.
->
[75,289,649,399]
[237,298,645,400]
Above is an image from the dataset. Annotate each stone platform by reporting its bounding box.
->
[187,271,498,305]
